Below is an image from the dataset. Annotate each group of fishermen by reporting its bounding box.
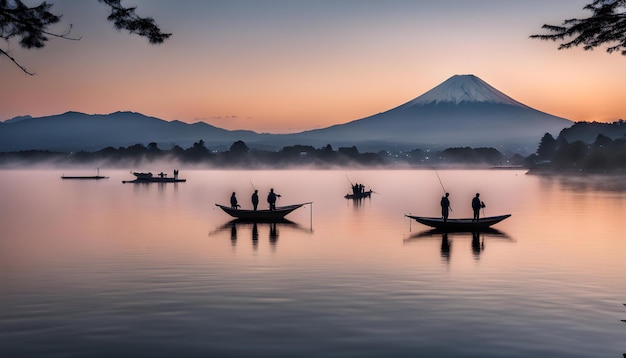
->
[351,183,365,196]
[230,188,281,211]
[440,192,486,222]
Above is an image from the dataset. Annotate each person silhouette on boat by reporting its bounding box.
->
[441,192,451,222]
[471,193,485,221]
[230,192,240,209]
[251,190,259,211]
[267,188,281,211]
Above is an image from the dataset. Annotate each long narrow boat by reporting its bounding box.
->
[61,169,108,180]
[344,190,373,199]
[215,203,308,220]
[62,175,108,180]
[405,214,511,231]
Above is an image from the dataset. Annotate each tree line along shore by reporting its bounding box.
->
[1,121,625,172]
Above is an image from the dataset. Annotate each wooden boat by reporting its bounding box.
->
[215,203,308,220]
[405,214,511,231]
[344,190,373,199]
[122,171,186,183]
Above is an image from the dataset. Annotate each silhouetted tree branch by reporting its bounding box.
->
[0,0,170,75]
[0,47,34,74]
[531,0,626,55]
[98,0,171,45]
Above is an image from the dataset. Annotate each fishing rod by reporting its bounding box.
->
[434,168,446,194]
[434,168,452,212]
[345,174,354,187]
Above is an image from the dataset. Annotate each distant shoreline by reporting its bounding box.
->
[526,167,626,176]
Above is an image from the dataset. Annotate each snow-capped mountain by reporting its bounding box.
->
[285,74,573,152]
[399,74,526,107]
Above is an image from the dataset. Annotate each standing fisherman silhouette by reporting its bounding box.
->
[471,193,486,221]
[230,192,240,209]
[434,170,452,221]
[267,188,281,211]
[251,190,259,211]
[441,192,451,222]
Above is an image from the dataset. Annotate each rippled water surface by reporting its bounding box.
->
[1,169,625,357]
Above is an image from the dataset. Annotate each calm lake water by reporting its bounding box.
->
[1,168,625,357]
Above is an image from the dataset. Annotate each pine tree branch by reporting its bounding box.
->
[98,0,171,44]
[0,47,35,75]
[530,0,626,55]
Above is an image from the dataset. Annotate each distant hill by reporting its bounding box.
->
[0,111,264,152]
[0,75,575,153]
[280,75,573,153]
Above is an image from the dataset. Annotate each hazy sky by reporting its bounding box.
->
[2,0,626,133]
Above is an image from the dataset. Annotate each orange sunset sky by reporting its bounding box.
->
[2,0,626,133]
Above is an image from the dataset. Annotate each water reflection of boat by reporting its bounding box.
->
[122,170,185,183]
[212,218,301,231]
[215,203,309,220]
[405,214,511,230]
[405,229,514,261]
[407,228,512,240]
[210,218,311,246]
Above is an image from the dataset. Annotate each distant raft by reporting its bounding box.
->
[62,175,108,180]
[61,169,108,180]
[405,214,511,231]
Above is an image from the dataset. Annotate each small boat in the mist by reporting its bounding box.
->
[61,169,108,180]
[345,180,373,199]
[215,203,309,220]
[122,170,185,183]
[405,214,511,231]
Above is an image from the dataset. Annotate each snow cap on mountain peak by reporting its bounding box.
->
[404,74,526,108]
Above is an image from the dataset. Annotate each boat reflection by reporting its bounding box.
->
[405,229,514,261]
[210,219,312,249]
[347,196,371,208]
